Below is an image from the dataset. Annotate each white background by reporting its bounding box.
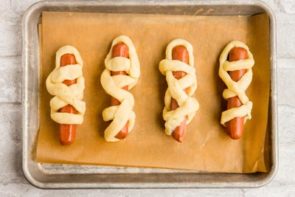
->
[1,0,294,196]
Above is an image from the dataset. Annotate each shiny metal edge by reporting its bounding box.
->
[22,0,43,188]
[22,0,277,189]
[247,0,278,188]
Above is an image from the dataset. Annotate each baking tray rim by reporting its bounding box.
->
[22,0,278,189]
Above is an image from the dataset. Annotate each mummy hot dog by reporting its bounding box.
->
[219,41,255,139]
[159,39,199,142]
[100,35,140,142]
[46,46,86,145]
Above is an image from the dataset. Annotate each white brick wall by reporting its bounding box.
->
[0,0,294,196]
[279,0,295,13]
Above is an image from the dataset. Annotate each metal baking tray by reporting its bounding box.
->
[22,0,277,188]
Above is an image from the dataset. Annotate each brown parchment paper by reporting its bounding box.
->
[36,11,271,173]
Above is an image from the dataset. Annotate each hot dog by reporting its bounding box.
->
[226,47,248,139]
[59,54,78,145]
[170,46,189,142]
[110,42,129,139]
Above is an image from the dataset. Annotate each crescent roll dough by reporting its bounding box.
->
[159,39,199,135]
[46,45,86,124]
[219,40,255,125]
[100,35,140,142]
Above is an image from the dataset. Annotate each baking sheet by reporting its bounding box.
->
[36,11,270,173]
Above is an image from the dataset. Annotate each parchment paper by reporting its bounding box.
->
[36,11,271,173]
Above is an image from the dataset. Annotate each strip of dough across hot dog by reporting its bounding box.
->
[159,39,199,142]
[100,35,140,142]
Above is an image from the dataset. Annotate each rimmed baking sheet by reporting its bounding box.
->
[22,2,274,186]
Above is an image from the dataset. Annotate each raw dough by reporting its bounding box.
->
[219,40,255,125]
[159,39,199,135]
[101,35,140,142]
[46,45,85,124]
